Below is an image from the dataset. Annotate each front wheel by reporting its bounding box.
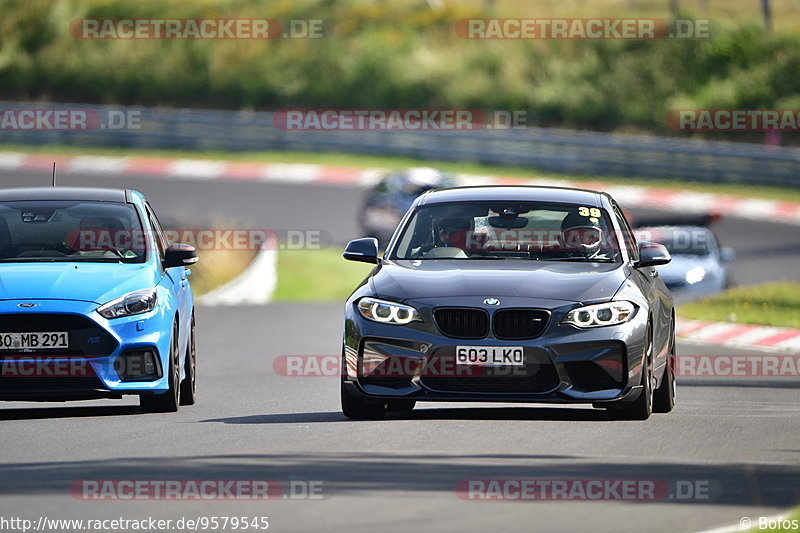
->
[341,382,387,420]
[179,312,197,406]
[613,326,653,421]
[140,322,181,413]
[653,321,676,413]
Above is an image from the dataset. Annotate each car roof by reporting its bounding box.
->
[0,187,130,203]
[416,185,605,207]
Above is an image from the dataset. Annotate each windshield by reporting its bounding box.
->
[0,200,147,263]
[634,228,712,257]
[391,201,621,262]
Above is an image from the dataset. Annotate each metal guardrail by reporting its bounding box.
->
[2,101,799,187]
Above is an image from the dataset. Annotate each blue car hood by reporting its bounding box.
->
[0,263,159,304]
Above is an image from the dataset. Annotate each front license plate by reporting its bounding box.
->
[456,346,524,366]
[0,332,69,350]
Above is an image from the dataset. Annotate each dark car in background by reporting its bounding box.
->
[360,167,456,247]
[342,186,676,421]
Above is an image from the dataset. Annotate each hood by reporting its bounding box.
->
[371,260,628,303]
[0,262,159,304]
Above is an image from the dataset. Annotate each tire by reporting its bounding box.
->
[341,381,387,420]
[724,274,736,290]
[614,325,654,421]
[653,320,676,413]
[140,321,180,413]
[387,400,416,413]
[179,312,197,406]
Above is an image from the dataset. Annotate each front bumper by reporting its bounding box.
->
[0,299,173,401]
[343,296,649,404]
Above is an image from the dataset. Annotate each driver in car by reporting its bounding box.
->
[75,217,130,257]
[560,211,610,260]
[413,216,472,258]
[436,216,471,249]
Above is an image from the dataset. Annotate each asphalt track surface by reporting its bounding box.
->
[0,168,799,533]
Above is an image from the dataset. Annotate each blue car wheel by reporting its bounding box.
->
[140,320,180,413]
[179,311,197,406]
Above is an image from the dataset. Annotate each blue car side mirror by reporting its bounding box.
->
[720,247,735,263]
[163,243,198,268]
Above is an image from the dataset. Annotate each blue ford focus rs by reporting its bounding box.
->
[0,187,198,412]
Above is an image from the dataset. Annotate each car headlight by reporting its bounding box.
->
[357,297,421,325]
[562,301,636,328]
[97,288,158,319]
[685,266,706,285]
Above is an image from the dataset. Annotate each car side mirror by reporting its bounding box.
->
[343,238,379,264]
[163,243,198,268]
[636,241,671,268]
[720,247,735,263]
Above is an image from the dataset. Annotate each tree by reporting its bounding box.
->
[761,0,772,33]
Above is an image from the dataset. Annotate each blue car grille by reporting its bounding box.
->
[0,313,118,357]
[0,376,105,391]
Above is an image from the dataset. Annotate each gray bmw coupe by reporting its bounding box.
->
[341,186,675,420]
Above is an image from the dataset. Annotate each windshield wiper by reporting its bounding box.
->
[0,257,125,264]
[541,257,616,263]
[0,257,64,263]
[66,257,126,263]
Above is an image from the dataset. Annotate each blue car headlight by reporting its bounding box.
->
[357,297,421,325]
[97,288,158,319]
[562,301,636,328]
[685,266,706,285]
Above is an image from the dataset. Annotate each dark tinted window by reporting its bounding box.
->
[392,201,620,263]
[0,200,145,263]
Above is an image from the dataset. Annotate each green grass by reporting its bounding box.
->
[4,143,800,203]
[190,248,257,296]
[273,247,373,302]
[679,282,800,329]
[3,0,800,135]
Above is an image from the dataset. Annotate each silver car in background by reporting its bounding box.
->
[633,225,734,299]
